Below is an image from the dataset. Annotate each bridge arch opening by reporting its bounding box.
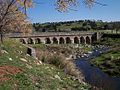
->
[53,37,58,44]
[45,38,51,44]
[66,37,71,44]
[20,39,26,44]
[28,38,34,44]
[35,38,41,44]
[80,37,85,44]
[86,36,91,44]
[59,37,65,44]
[74,37,79,44]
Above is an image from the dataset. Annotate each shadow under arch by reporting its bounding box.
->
[53,37,58,44]
[28,38,34,44]
[20,39,26,44]
[80,37,85,44]
[74,37,79,44]
[86,36,91,44]
[66,37,71,44]
[45,38,51,44]
[35,38,41,44]
[59,37,65,44]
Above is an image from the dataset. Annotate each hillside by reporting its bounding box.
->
[33,20,120,32]
[0,39,90,90]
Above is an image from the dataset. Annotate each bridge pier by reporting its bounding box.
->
[71,38,74,44]
[84,37,86,44]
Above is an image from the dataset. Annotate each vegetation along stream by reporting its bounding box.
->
[75,46,120,90]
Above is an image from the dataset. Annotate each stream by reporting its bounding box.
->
[75,46,120,90]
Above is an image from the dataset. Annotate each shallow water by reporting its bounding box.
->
[75,47,120,90]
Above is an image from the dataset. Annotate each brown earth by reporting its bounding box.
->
[0,66,22,82]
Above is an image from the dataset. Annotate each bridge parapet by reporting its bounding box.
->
[33,32,95,36]
[9,31,95,38]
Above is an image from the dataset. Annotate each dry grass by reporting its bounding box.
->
[35,48,85,82]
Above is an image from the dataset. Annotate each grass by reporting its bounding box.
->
[95,37,120,46]
[91,38,120,77]
[29,44,86,81]
[0,39,90,90]
[91,51,120,76]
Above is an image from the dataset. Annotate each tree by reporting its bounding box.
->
[0,0,32,43]
[0,0,95,43]
[112,22,120,34]
[56,0,95,12]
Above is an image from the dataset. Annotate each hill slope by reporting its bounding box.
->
[0,39,90,90]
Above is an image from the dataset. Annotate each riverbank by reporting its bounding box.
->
[0,39,90,90]
[30,44,107,90]
[91,37,120,77]
[29,44,92,81]
[91,46,120,76]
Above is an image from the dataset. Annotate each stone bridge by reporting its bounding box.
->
[10,32,99,44]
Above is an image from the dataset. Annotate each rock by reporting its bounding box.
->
[83,53,87,56]
[51,67,54,70]
[88,51,92,54]
[19,51,23,54]
[19,46,22,48]
[16,56,18,58]
[53,51,57,54]
[81,55,84,58]
[66,57,71,60]
[57,88,60,90]
[26,64,32,69]
[1,50,8,54]
[20,58,27,62]
[26,54,30,56]
[9,58,13,61]
[34,60,42,65]
[35,82,39,86]
[54,75,62,81]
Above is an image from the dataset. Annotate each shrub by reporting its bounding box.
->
[35,46,85,82]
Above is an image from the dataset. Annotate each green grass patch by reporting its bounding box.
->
[91,47,120,76]
[0,39,90,90]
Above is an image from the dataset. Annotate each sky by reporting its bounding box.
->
[27,0,120,23]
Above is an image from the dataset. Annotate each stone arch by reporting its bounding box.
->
[53,37,58,44]
[35,38,41,44]
[45,38,51,44]
[28,38,34,44]
[20,39,26,44]
[59,37,65,44]
[74,37,79,44]
[80,37,85,44]
[86,36,91,44]
[66,37,71,44]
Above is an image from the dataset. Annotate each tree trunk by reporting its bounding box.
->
[0,28,3,43]
[0,33,3,43]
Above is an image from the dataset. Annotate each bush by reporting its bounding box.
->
[36,49,84,81]
[47,54,64,68]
